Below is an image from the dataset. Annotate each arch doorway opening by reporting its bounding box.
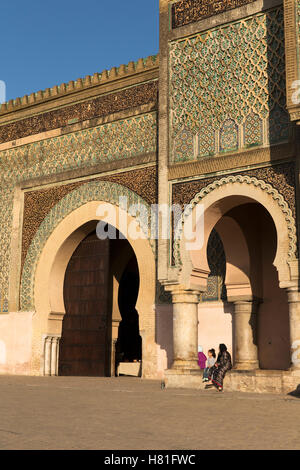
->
[59,222,141,377]
[198,200,290,371]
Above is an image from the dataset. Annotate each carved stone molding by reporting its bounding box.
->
[0,81,158,144]
[171,0,256,29]
[21,165,157,274]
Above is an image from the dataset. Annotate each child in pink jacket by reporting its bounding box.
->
[197,345,207,369]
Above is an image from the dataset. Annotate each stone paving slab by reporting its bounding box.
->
[0,376,299,450]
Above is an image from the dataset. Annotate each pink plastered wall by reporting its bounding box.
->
[198,302,233,361]
[155,302,233,375]
[0,312,33,375]
[155,304,174,377]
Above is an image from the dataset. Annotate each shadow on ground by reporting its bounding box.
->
[288,384,300,398]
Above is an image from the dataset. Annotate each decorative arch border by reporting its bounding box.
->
[20,179,154,311]
[173,174,297,267]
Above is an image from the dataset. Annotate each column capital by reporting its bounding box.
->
[286,285,300,303]
[164,284,200,304]
[230,297,261,314]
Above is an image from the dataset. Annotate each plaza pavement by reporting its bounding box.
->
[0,375,299,450]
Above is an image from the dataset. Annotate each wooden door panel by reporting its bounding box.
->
[59,230,110,377]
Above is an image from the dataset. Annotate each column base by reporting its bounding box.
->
[164,368,202,389]
[172,359,199,370]
[163,369,300,394]
[234,360,259,370]
[289,364,300,372]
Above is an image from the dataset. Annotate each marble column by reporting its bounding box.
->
[287,286,300,370]
[44,335,60,376]
[233,300,259,370]
[44,336,52,376]
[50,337,60,376]
[171,288,200,370]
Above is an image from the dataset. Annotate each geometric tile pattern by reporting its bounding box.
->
[0,112,157,181]
[198,124,215,157]
[173,128,194,161]
[20,180,154,311]
[170,6,290,162]
[244,112,263,147]
[220,119,238,153]
[0,112,157,310]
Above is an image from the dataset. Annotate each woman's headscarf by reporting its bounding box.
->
[219,344,227,354]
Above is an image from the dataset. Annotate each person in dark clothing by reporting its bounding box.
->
[205,344,232,392]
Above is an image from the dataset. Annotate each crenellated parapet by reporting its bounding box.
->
[0,55,159,116]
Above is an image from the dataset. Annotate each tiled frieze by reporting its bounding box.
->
[0,112,157,180]
[170,6,290,162]
[244,112,263,147]
[0,81,158,145]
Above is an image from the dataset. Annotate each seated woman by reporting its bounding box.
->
[205,344,232,392]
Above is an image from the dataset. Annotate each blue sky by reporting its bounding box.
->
[0,0,159,102]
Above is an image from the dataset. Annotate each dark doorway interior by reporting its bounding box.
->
[116,256,142,366]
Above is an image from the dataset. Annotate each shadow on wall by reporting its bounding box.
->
[223,301,235,364]
[155,302,174,370]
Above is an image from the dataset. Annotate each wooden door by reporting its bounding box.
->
[59,231,110,376]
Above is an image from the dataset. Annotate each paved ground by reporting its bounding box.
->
[0,375,299,450]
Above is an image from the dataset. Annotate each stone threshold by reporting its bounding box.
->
[164,368,300,395]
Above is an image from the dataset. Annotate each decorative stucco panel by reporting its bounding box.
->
[171,0,256,29]
[170,6,289,162]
